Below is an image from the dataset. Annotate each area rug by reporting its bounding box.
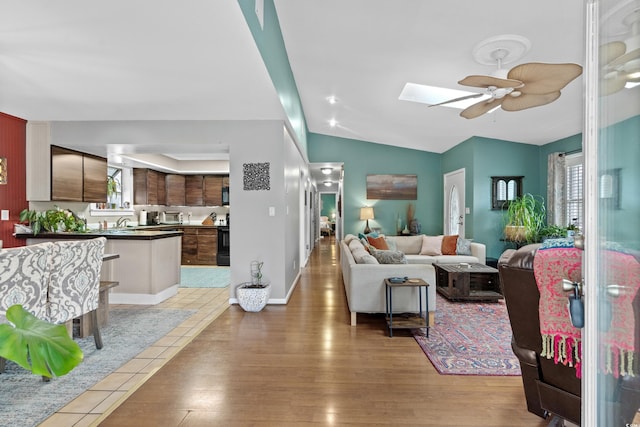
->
[180,266,230,288]
[413,294,521,376]
[0,307,195,427]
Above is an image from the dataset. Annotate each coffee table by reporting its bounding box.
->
[384,277,430,337]
[434,263,502,302]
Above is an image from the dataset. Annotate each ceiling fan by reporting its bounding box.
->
[599,10,640,96]
[433,47,582,119]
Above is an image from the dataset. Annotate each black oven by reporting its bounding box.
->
[217,226,230,266]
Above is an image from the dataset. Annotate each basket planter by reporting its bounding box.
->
[236,282,271,312]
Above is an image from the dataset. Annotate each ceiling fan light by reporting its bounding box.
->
[510,90,522,97]
[321,167,332,175]
[323,181,332,187]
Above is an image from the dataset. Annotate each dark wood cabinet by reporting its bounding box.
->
[165,174,186,206]
[51,145,107,202]
[203,175,223,206]
[180,226,218,265]
[157,171,166,205]
[185,175,204,206]
[133,168,164,205]
[82,154,108,202]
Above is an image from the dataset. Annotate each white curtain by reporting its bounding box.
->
[547,152,566,226]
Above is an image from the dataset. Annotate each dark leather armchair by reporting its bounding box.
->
[498,244,640,426]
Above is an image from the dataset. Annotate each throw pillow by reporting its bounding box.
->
[441,235,458,255]
[385,238,398,252]
[456,237,473,255]
[419,235,443,256]
[367,235,389,250]
[370,248,408,264]
[358,231,379,240]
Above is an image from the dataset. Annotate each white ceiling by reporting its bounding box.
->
[1,0,633,183]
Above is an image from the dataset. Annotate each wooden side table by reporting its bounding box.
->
[384,278,430,338]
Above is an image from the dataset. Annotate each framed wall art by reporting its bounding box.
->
[366,174,417,200]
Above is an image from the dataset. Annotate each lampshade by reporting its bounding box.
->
[360,207,374,220]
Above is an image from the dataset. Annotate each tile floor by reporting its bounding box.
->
[38,287,230,427]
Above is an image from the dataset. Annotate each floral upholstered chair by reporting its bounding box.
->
[0,242,54,373]
[47,237,106,349]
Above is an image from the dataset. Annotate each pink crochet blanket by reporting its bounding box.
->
[534,245,640,379]
[534,246,583,377]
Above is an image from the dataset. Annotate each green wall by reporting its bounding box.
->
[238,0,308,156]
[321,193,336,218]
[308,133,442,236]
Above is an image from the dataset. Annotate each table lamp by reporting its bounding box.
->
[360,207,374,234]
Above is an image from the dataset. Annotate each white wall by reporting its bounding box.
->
[39,119,305,304]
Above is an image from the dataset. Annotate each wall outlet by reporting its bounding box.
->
[1,210,8,220]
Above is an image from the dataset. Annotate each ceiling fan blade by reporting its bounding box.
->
[507,63,583,94]
[600,41,626,66]
[428,93,483,107]
[458,75,523,89]
[460,98,503,119]
[607,47,640,68]
[501,92,561,111]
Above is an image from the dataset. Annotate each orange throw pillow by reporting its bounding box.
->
[441,235,459,255]
[367,235,389,250]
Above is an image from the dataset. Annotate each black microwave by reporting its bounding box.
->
[222,186,229,206]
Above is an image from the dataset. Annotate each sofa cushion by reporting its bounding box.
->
[367,235,389,250]
[387,235,422,254]
[420,235,443,256]
[358,231,379,240]
[344,234,358,245]
[456,237,473,255]
[352,247,377,264]
[370,248,408,264]
[441,235,458,255]
[348,239,365,252]
[405,254,436,264]
[434,255,479,264]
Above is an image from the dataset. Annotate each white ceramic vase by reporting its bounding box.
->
[236,283,271,312]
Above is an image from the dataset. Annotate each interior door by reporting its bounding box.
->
[444,168,465,237]
[583,1,640,425]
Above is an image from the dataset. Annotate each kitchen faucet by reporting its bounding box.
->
[116,217,130,228]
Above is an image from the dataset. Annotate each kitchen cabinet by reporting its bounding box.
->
[180,226,218,265]
[51,145,107,202]
[203,175,223,206]
[165,174,186,206]
[133,168,165,205]
[185,175,204,206]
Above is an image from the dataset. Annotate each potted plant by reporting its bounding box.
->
[236,261,271,312]
[538,224,567,241]
[19,206,86,236]
[107,175,119,209]
[503,193,545,243]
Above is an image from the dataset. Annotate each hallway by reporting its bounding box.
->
[99,237,546,426]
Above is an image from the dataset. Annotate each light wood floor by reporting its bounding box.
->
[94,236,548,426]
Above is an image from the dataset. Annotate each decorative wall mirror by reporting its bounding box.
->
[491,176,523,210]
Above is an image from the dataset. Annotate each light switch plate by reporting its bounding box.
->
[0,210,8,220]
[268,207,275,216]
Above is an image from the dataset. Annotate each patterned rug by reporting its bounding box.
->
[180,266,230,288]
[0,307,195,427]
[413,294,521,376]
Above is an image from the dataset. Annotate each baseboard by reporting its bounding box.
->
[110,285,179,305]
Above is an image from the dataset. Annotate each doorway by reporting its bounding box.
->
[444,168,465,237]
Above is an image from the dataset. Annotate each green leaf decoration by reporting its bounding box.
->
[0,305,83,378]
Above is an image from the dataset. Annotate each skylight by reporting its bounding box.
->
[399,82,490,110]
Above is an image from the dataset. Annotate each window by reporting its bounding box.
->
[107,166,123,208]
[565,154,583,230]
[491,176,523,210]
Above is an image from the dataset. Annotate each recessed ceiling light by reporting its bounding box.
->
[321,167,332,175]
[323,181,332,187]
[329,119,338,127]
[399,82,490,110]
[326,96,338,104]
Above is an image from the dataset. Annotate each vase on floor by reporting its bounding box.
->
[236,282,271,312]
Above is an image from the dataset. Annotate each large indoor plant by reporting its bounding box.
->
[0,304,83,378]
[503,193,545,243]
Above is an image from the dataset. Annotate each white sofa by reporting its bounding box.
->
[339,234,486,326]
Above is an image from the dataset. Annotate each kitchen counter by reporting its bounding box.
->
[17,230,182,305]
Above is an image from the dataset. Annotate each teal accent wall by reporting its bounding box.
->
[308,133,442,236]
[442,137,542,259]
[321,193,336,218]
[600,115,640,246]
[237,0,308,156]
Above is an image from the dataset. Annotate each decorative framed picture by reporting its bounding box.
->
[366,174,417,200]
